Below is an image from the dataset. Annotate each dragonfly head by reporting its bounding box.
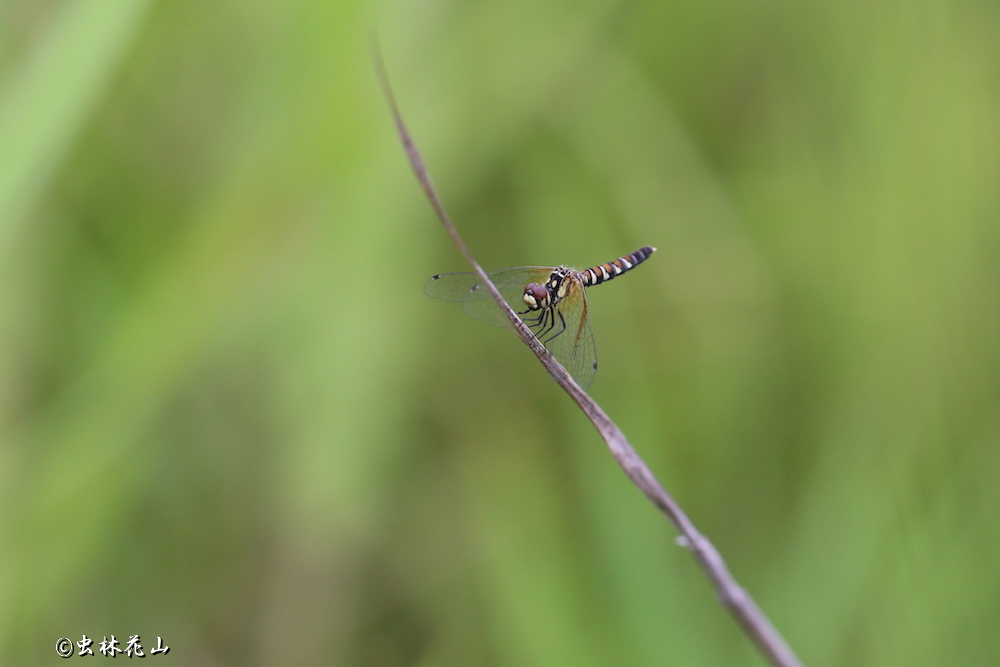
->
[522,283,550,311]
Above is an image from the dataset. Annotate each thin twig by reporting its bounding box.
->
[375,49,803,667]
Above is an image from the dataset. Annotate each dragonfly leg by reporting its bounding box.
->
[541,308,567,345]
[535,308,557,340]
[520,309,542,325]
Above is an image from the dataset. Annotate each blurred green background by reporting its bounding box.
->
[2,0,999,664]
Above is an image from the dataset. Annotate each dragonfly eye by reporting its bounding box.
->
[522,283,549,310]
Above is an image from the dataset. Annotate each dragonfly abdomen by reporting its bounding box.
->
[581,246,656,287]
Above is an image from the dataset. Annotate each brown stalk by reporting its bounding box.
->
[375,49,803,667]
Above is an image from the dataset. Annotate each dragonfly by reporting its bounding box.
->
[425,246,656,390]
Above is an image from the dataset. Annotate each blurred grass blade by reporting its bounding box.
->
[0,0,151,251]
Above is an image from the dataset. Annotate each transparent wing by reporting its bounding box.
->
[425,267,598,389]
[539,278,597,390]
[424,267,555,326]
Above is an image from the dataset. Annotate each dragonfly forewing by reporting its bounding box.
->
[424,268,553,327]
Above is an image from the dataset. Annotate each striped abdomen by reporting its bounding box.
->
[580,246,656,287]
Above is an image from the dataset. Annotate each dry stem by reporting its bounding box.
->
[375,48,803,667]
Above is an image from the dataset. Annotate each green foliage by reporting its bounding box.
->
[2,0,999,664]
